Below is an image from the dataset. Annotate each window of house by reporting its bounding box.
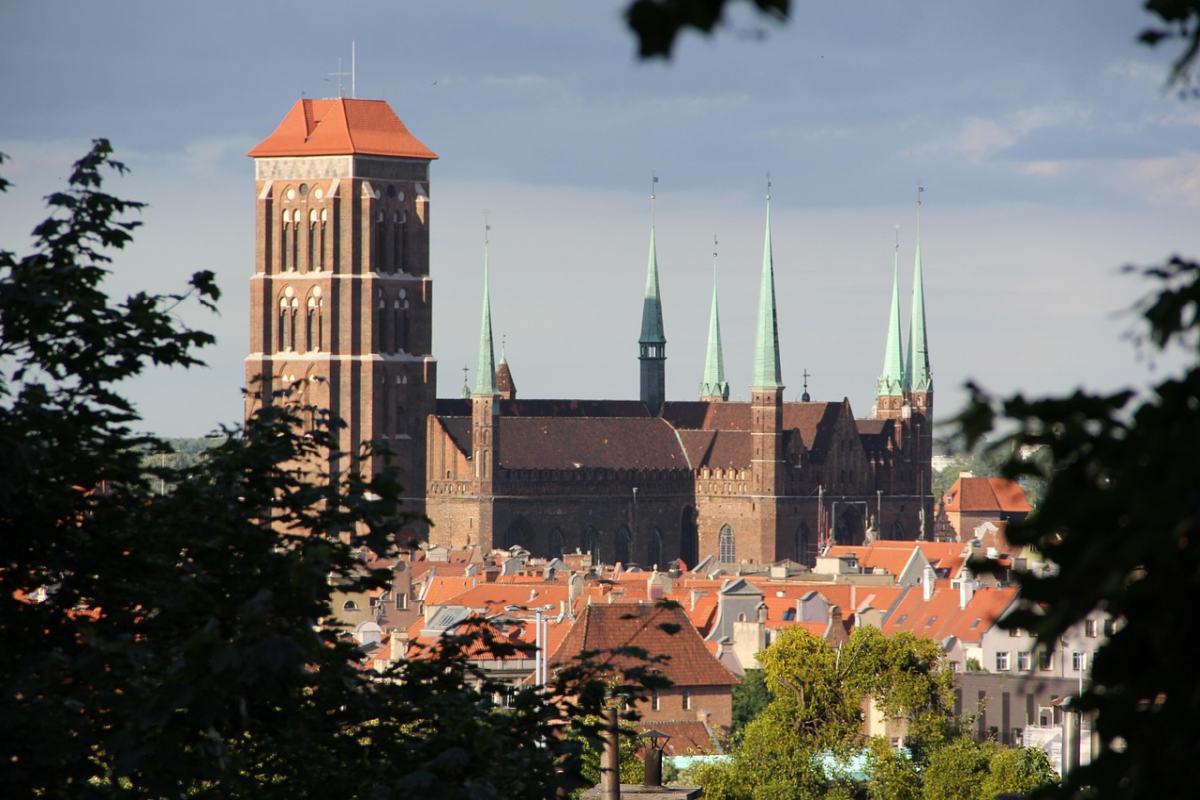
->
[1085,619,1098,638]
[343,600,358,611]
[1104,619,1115,637]
[1039,650,1053,670]
[951,661,961,673]
[995,651,1010,671]
[652,691,660,711]
[1072,651,1083,671]
[783,607,796,621]
[1009,627,1021,637]
[1017,652,1031,671]
[682,690,691,711]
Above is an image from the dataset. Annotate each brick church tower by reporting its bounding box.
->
[871,201,935,538]
[245,99,438,516]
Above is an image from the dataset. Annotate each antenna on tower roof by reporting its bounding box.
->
[351,40,356,98]
[327,57,351,98]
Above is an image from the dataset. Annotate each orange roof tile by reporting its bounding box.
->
[549,603,738,688]
[882,585,1016,644]
[943,476,1031,514]
[248,98,438,160]
[646,721,720,755]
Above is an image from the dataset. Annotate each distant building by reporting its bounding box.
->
[942,475,1032,541]
[246,98,938,571]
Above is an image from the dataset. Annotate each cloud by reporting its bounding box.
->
[1107,59,1167,86]
[952,104,1090,162]
[1115,151,1200,208]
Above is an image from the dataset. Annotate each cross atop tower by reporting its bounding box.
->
[801,369,811,402]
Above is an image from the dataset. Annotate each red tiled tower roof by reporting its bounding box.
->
[247,98,438,160]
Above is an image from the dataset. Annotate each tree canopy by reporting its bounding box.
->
[0,142,659,799]
[685,626,1055,800]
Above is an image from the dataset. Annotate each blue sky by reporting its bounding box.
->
[2,1,1198,436]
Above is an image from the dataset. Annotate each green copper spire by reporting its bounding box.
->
[473,235,498,398]
[639,179,667,412]
[876,233,906,397]
[907,192,932,394]
[751,189,783,389]
[639,226,666,345]
[700,237,729,400]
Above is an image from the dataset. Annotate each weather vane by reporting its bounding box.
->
[766,171,772,200]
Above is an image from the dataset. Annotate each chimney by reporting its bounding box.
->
[389,629,409,662]
[922,563,936,602]
[959,568,976,610]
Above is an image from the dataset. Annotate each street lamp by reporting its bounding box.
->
[640,729,671,787]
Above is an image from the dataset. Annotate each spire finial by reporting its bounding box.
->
[461,364,470,398]
[916,181,924,237]
[501,333,507,362]
[802,368,811,402]
[650,173,659,227]
[766,171,772,201]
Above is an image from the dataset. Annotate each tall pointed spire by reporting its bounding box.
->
[700,235,729,401]
[907,186,932,394]
[639,176,667,411]
[639,185,666,346]
[876,226,906,397]
[751,178,783,389]
[474,222,498,398]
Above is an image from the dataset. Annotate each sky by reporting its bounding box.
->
[2,1,1198,437]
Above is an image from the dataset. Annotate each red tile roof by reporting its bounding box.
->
[549,603,737,688]
[943,476,1032,514]
[882,585,1016,645]
[248,98,438,160]
[646,721,720,755]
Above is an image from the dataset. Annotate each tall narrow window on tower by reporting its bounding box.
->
[719,524,736,563]
[374,211,385,272]
[376,295,387,352]
[281,210,292,271]
[318,208,327,269]
[307,209,317,272]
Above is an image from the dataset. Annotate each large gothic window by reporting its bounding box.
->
[549,528,566,558]
[719,524,736,564]
[585,527,600,563]
[651,528,664,569]
[796,522,811,565]
[680,507,698,569]
[615,526,632,566]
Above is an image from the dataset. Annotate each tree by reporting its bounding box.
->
[696,626,957,799]
[979,746,1058,799]
[0,142,658,799]
[921,738,990,800]
[730,667,770,737]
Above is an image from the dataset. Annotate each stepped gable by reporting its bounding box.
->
[548,602,737,687]
[247,98,438,159]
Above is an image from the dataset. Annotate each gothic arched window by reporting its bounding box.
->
[615,526,632,566]
[281,209,292,271]
[374,210,385,272]
[719,524,736,564]
[652,528,664,569]
[318,208,328,269]
[376,295,387,353]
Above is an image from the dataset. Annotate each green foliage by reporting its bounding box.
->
[921,738,990,800]
[0,143,659,799]
[979,746,1058,799]
[865,737,920,800]
[696,627,957,799]
[956,255,1200,799]
[933,442,1048,510]
[731,667,770,737]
